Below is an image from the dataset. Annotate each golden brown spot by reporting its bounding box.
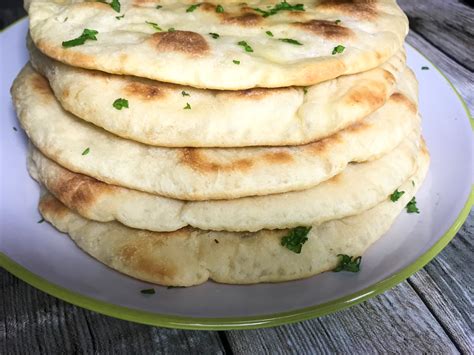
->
[345,120,371,133]
[344,83,386,108]
[62,87,70,99]
[222,87,289,100]
[305,134,342,154]
[293,20,354,40]
[149,31,209,56]
[31,73,52,97]
[180,149,254,173]
[390,93,417,114]
[318,0,378,20]
[222,13,263,26]
[123,81,168,100]
[75,1,111,11]
[326,172,343,184]
[262,151,294,164]
[37,39,96,69]
[39,195,69,220]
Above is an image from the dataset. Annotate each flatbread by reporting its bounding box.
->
[38,150,429,286]
[12,64,419,200]
[26,0,408,89]
[29,39,406,147]
[29,135,423,232]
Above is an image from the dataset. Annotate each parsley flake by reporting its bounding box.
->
[412,180,415,187]
[115,14,125,20]
[233,60,240,64]
[332,45,345,55]
[113,98,129,110]
[406,197,420,213]
[335,19,341,25]
[140,288,155,294]
[265,30,274,37]
[237,40,253,53]
[253,1,305,17]
[37,218,45,224]
[168,28,176,32]
[390,189,405,202]
[279,38,303,45]
[156,5,162,9]
[216,4,224,13]
[183,103,191,110]
[186,4,201,12]
[303,87,308,95]
[146,21,162,31]
[421,66,429,70]
[281,226,311,254]
[62,29,98,48]
[81,148,90,156]
[110,0,121,12]
[333,254,362,272]
[209,32,220,39]
[181,91,190,97]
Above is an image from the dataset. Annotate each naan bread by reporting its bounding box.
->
[38,151,429,286]
[26,0,408,89]
[12,64,419,200]
[29,39,406,147]
[29,136,423,232]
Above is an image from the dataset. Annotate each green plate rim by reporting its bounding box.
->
[1,19,473,330]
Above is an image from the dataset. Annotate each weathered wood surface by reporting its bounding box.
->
[1,0,473,353]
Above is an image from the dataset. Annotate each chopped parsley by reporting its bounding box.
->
[37,218,45,224]
[216,4,224,13]
[406,197,420,213]
[186,3,201,12]
[168,28,176,32]
[421,66,429,70]
[303,87,308,95]
[209,32,220,39]
[113,98,129,110]
[281,226,311,254]
[146,21,162,31]
[183,103,191,109]
[332,45,345,55]
[279,38,303,45]
[140,288,155,294]
[233,60,240,64]
[110,0,121,12]
[62,29,98,48]
[335,19,341,25]
[115,14,125,20]
[214,239,219,244]
[253,1,305,17]
[156,5,163,9]
[390,189,405,202]
[412,180,415,187]
[265,31,274,37]
[82,147,90,156]
[333,254,362,272]
[181,91,190,96]
[237,40,253,53]
[12,126,18,131]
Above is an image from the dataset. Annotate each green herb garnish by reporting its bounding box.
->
[186,3,201,12]
[115,14,125,20]
[281,226,311,254]
[209,32,220,39]
[110,0,120,12]
[183,103,191,110]
[146,21,162,31]
[168,28,176,32]
[181,91,190,96]
[237,40,253,52]
[82,147,90,156]
[303,87,308,95]
[233,60,240,64]
[335,19,341,25]
[333,254,362,272]
[140,288,155,294]
[421,66,429,70]
[406,197,420,213]
[279,38,302,45]
[216,4,224,13]
[62,29,98,48]
[390,189,405,202]
[156,5,162,9]
[332,45,345,55]
[113,98,129,110]
[265,31,274,37]
[37,218,45,224]
[253,1,305,17]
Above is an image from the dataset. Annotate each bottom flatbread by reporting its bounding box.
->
[39,152,429,286]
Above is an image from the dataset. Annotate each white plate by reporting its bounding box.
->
[0,19,472,330]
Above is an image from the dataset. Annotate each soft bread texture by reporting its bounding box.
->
[27,0,408,89]
[29,39,406,147]
[12,64,419,200]
[38,152,429,286]
[29,136,424,232]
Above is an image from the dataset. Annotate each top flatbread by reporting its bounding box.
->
[12,64,419,200]
[26,0,408,89]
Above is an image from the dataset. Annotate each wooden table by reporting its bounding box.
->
[1,1,473,353]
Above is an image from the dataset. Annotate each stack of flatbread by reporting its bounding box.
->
[12,0,429,286]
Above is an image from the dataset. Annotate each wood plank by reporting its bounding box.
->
[408,211,474,353]
[0,269,225,354]
[225,281,459,354]
[398,0,474,72]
